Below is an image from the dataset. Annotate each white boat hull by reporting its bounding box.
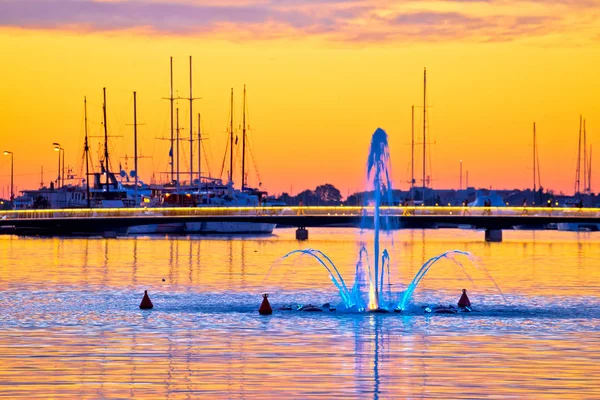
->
[185,222,275,234]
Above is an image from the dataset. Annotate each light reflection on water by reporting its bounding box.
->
[0,228,599,398]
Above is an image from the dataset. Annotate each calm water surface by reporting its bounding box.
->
[1,228,599,398]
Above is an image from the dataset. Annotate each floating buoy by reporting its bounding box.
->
[458,288,471,308]
[258,293,272,315]
[434,308,457,314]
[139,290,153,310]
[302,304,322,312]
[368,308,390,314]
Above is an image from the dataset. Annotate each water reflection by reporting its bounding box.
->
[0,229,599,397]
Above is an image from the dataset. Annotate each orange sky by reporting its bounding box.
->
[0,0,599,198]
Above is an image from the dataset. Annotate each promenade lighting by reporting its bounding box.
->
[3,151,13,201]
[53,143,65,187]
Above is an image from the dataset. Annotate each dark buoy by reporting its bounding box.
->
[302,304,323,312]
[458,288,471,308]
[162,278,165,282]
[434,308,457,314]
[258,293,272,315]
[368,308,390,314]
[139,290,153,310]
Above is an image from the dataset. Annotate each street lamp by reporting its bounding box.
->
[3,151,13,202]
[460,160,463,191]
[53,143,64,187]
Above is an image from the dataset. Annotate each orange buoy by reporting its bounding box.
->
[458,288,471,308]
[258,293,272,315]
[139,290,154,310]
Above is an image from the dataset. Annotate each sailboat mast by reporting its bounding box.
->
[535,123,542,205]
[584,119,587,194]
[176,107,180,191]
[229,88,234,184]
[189,56,194,186]
[575,115,582,195]
[589,145,593,193]
[103,87,110,194]
[422,68,427,189]
[533,122,537,195]
[134,91,138,207]
[197,113,201,192]
[170,57,174,183]
[411,105,414,193]
[84,96,91,207]
[242,84,246,190]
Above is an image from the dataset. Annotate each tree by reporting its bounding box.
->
[315,184,342,205]
[295,189,317,206]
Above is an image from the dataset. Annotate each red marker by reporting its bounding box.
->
[139,290,154,310]
[458,289,471,308]
[258,293,272,315]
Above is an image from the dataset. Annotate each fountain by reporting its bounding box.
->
[270,128,503,313]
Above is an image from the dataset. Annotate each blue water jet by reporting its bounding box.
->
[270,127,503,313]
[398,250,474,311]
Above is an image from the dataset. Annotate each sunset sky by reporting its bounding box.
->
[0,0,599,198]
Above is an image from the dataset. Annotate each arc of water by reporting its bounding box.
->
[398,250,474,311]
[309,249,351,297]
[441,252,506,303]
[466,255,507,302]
[282,249,352,306]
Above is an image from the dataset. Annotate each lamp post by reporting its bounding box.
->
[460,160,463,191]
[53,143,64,187]
[3,151,13,202]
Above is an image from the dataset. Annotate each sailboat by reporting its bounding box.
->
[20,90,133,210]
[558,117,599,231]
[184,85,276,234]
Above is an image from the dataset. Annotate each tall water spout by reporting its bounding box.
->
[366,128,393,309]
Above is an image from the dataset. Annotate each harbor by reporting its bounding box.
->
[1,1,600,397]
